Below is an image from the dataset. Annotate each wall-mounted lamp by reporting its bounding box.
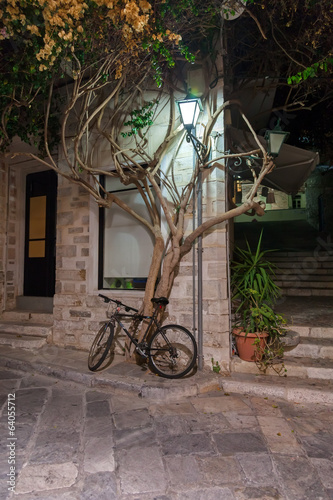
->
[265,119,290,157]
[176,96,207,164]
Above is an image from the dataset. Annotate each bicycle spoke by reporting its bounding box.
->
[88,323,113,371]
[148,325,197,378]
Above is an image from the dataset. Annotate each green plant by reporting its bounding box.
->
[211,357,221,374]
[231,230,287,373]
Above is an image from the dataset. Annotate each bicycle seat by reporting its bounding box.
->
[151,297,169,306]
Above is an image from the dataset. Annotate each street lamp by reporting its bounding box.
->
[265,119,290,157]
[176,96,207,164]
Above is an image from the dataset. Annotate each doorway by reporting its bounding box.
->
[24,170,57,297]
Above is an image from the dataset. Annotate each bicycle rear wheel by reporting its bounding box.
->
[148,324,197,378]
[88,323,114,371]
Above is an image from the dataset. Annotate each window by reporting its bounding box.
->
[99,176,155,290]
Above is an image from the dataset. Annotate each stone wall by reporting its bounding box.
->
[306,168,333,233]
[0,158,7,313]
[2,164,18,311]
[52,150,231,372]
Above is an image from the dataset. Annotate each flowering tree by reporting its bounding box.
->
[2,0,324,352]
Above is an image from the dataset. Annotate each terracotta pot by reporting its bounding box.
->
[233,328,269,362]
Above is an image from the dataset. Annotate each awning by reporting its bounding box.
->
[227,127,320,194]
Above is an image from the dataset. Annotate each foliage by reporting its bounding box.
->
[121,101,158,137]
[224,0,333,162]
[211,357,221,374]
[231,230,280,313]
[0,0,221,151]
[231,231,287,373]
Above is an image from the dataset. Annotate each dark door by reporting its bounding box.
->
[24,170,57,297]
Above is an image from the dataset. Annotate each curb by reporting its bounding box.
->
[0,351,221,400]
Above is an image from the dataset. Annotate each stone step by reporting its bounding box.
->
[273,263,333,272]
[1,310,53,325]
[0,320,52,338]
[16,296,53,313]
[284,338,333,360]
[270,251,333,259]
[0,333,47,349]
[281,288,333,296]
[276,274,333,281]
[291,325,333,339]
[276,280,333,288]
[231,355,333,380]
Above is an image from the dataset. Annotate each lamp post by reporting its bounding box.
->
[265,119,290,157]
[176,96,207,164]
[176,95,207,371]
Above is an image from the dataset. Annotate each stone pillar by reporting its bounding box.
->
[0,158,8,314]
[52,175,93,347]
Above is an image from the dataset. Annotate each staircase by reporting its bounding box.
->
[0,298,53,350]
[231,324,333,385]
[270,251,333,297]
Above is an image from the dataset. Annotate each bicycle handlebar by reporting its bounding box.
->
[98,294,139,313]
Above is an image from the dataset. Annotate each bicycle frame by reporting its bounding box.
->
[107,306,160,357]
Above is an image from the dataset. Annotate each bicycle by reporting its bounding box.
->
[88,294,197,379]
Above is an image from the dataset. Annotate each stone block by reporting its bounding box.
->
[68,227,84,234]
[57,245,77,257]
[15,463,78,494]
[74,235,89,244]
[58,211,74,226]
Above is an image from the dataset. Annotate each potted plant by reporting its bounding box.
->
[231,230,287,374]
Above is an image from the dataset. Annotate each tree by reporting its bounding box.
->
[0,0,292,356]
[224,0,333,162]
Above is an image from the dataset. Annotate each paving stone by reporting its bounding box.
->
[117,445,167,495]
[164,455,203,488]
[213,432,268,455]
[160,432,214,456]
[300,432,333,459]
[223,412,259,430]
[173,486,236,499]
[236,453,277,486]
[15,462,78,494]
[38,388,83,428]
[287,414,333,436]
[0,369,22,380]
[149,401,196,416]
[14,490,81,500]
[86,390,112,402]
[233,486,283,499]
[0,379,20,393]
[80,472,118,500]
[30,428,81,464]
[113,408,151,430]
[311,458,333,488]
[192,395,252,414]
[248,396,284,417]
[196,456,243,485]
[110,394,149,413]
[154,415,189,437]
[113,425,156,450]
[15,387,49,416]
[86,400,111,418]
[83,435,115,473]
[257,416,303,455]
[84,415,113,438]
[273,454,329,500]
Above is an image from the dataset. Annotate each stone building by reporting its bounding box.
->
[0,65,234,373]
[0,63,326,375]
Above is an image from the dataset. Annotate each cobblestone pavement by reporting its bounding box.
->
[1,367,333,500]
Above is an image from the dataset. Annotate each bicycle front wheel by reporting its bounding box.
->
[88,323,114,371]
[148,325,197,378]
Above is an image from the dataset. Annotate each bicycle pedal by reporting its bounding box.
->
[135,347,148,358]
